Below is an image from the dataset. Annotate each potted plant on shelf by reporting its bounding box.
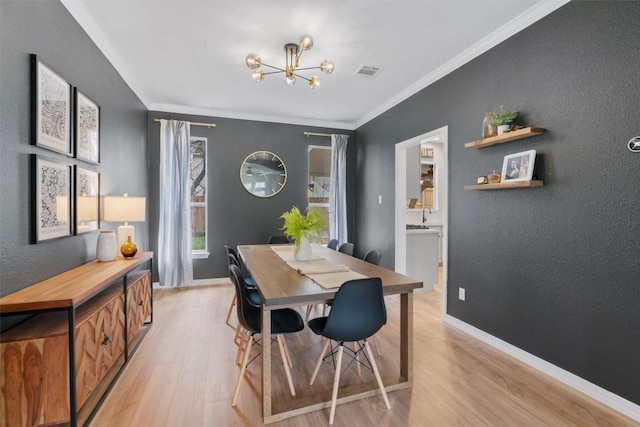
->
[489,105,518,135]
[280,206,326,261]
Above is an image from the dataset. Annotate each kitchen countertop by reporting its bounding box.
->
[406,228,439,234]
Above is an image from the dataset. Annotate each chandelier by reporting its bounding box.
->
[245,35,334,89]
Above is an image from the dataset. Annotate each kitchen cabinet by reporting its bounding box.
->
[405,229,438,292]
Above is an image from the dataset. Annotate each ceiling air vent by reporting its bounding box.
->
[354,65,382,78]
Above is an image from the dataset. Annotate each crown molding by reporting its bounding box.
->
[148,103,355,130]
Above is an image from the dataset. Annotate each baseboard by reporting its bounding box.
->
[152,278,230,288]
[443,314,640,423]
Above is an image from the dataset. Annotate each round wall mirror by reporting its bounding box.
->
[240,151,287,197]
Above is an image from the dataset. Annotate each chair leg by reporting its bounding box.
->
[310,339,330,385]
[329,344,344,425]
[277,335,296,397]
[225,294,236,328]
[353,342,362,377]
[233,321,243,346]
[364,341,390,410]
[231,331,254,406]
[372,334,381,356]
[235,329,248,366]
[305,304,314,322]
[281,335,294,368]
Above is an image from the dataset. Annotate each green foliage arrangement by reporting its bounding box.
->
[280,206,326,247]
[489,105,518,126]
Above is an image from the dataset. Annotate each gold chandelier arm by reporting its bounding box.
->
[260,63,286,72]
[292,73,311,82]
[294,66,321,72]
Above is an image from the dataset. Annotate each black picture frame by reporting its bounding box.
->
[74,166,100,234]
[31,54,73,157]
[31,155,73,243]
[74,88,100,164]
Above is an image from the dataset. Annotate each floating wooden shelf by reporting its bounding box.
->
[464,180,544,190]
[465,127,544,149]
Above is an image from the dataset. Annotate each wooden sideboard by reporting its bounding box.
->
[0,252,153,427]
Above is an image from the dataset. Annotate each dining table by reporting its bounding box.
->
[237,243,422,423]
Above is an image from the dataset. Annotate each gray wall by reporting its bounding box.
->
[0,1,148,307]
[148,112,354,280]
[354,2,640,404]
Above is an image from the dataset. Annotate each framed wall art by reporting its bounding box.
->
[75,167,99,234]
[31,54,73,156]
[75,88,100,164]
[501,149,536,182]
[31,155,73,243]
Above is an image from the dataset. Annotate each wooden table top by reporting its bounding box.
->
[238,244,421,309]
[0,252,153,313]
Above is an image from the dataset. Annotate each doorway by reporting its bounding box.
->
[395,126,448,315]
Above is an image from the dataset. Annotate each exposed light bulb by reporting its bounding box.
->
[299,35,314,50]
[320,60,334,74]
[245,53,261,69]
[251,68,264,82]
[284,75,296,85]
[309,76,321,89]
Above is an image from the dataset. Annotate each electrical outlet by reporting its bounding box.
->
[458,287,466,301]
[378,195,382,204]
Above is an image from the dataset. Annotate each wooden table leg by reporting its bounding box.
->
[399,292,413,382]
[262,305,272,421]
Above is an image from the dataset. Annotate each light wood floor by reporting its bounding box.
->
[92,281,638,426]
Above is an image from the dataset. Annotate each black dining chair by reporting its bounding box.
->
[337,242,354,256]
[230,264,304,406]
[268,234,290,244]
[362,249,382,266]
[308,277,391,424]
[224,246,257,328]
[327,239,339,250]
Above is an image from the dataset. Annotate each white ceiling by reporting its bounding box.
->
[61,0,569,130]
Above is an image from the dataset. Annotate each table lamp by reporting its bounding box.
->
[103,193,146,255]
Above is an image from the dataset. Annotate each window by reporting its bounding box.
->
[190,136,208,257]
[308,146,331,243]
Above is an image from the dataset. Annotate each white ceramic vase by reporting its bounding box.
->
[497,124,511,135]
[295,236,312,261]
[97,230,118,262]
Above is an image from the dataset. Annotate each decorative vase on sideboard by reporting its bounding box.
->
[120,236,138,259]
[97,230,117,262]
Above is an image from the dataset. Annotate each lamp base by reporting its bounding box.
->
[116,224,135,256]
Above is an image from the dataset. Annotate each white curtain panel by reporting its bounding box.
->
[158,119,193,287]
[329,134,348,244]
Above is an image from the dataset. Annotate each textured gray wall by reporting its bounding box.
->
[355,1,640,404]
[0,1,148,306]
[148,112,354,280]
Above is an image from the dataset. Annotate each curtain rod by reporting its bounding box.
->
[154,118,216,128]
[304,132,331,138]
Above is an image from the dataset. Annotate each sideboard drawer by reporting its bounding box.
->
[74,293,125,408]
[126,271,151,341]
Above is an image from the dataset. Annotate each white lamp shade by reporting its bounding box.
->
[103,196,146,222]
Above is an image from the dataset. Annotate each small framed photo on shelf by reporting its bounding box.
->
[74,88,100,164]
[75,167,100,234]
[501,149,536,182]
[31,55,73,156]
[31,155,73,243]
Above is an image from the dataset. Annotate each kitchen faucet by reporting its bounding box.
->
[422,207,431,223]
